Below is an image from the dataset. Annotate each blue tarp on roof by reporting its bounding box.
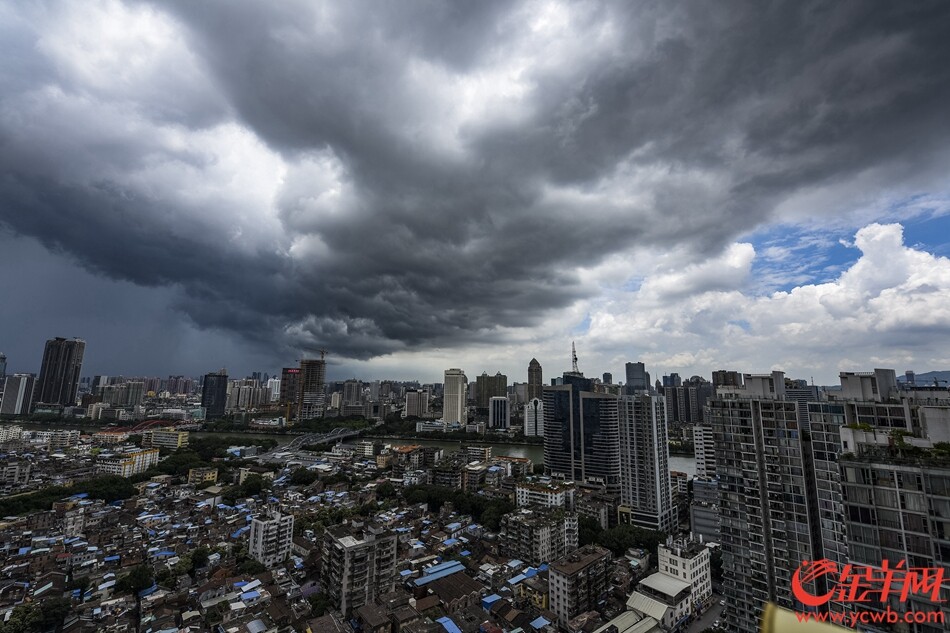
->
[414,562,465,587]
[507,559,524,568]
[443,538,459,546]
[152,550,175,558]
[17,547,30,555]
[424,560,463,575]
[508,574,527,585]
[103,555,120,562]
[460,550,471,556]
[234,581,248,587]
[240,591,260,600]
[231,527,249,538]
[138,583,158,598]
[538,563,549,571]
[481,594,502,610]
[446,522,461,531]
[436,618,462,633]
[530,617,551,629]
[399,570,413,577]
[524,568,538,578]
[69,493,90,500]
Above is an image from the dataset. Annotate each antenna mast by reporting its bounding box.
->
[571,341,579,373]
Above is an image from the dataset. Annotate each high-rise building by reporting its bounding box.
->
[528,358,543,401]
[476,371,507,409]
[32,337,85,409]
[711,369,743,388]
[837,426,950,630]
[266,377,281,402]
[403,389,430,418]
[806,369,950,630]
[624,361,650,394]
[343,379,362,405]
[709,372,829,633]
[689,477,720,543]
[602,372,612,385]
[201,370,228,419]
[298,357,327,420]
[488,396,510,429]
[0,375,35,416]
[499,508,579,566]
[322,521,397,615]
[548,545,612,627]
[693,424,716,478]
[279,367,300,418]
[442,369,468,425]
[0,353,6,386]
[543,373,621,496]
[524,397,544,436]
[617,393,675,533]
[249,509,294,568]
[662,373,682,387]
[663,376,714,425]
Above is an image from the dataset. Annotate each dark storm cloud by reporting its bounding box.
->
[1,0,950,363]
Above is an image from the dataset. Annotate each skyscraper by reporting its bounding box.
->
[488,396,510,429]
[279,367,300,418]
[617,392,675,532]
[0,374,35,416]
[0,353,6,386]
[624,361,650,394]
[343,379,362,405]
[403,389,430,418]
[298,357,327,420]
[543,372,621,495]
[527,358,543,400]
[711,369,743,388]
[201,370,229,418]
[709,372,828,633]
[476,371,507,409]
[442,368,468,424]
[32,337,85,409]
[524,397,544,437]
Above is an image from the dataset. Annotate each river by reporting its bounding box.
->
[29,424,697,478]
[377,437,697,478]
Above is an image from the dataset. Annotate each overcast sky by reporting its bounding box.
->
[2,0,950,385]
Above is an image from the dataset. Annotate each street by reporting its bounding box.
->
[686,593,724,633]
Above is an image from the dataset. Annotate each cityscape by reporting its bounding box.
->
[2,3,950,633]
[0,337,948,633]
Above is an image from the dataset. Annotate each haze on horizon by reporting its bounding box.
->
[2,1,950,384]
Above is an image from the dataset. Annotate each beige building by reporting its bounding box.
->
[187,467,219,485]
[142,428,189,450]
[96,448,160,477]
[548,545,611,627]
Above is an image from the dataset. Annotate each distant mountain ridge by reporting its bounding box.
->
[897,370,950,385]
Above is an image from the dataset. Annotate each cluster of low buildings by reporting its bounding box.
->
[0,423,719,633]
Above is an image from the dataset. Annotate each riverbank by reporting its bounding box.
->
[364,433,544,446]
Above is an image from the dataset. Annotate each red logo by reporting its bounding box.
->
[791,560,946,607]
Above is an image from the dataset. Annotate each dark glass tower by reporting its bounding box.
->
[298,358,327,420]
[527,358,543,400]
[32,337,85,409]
[542,372,620,495]
[201,370,229,418]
